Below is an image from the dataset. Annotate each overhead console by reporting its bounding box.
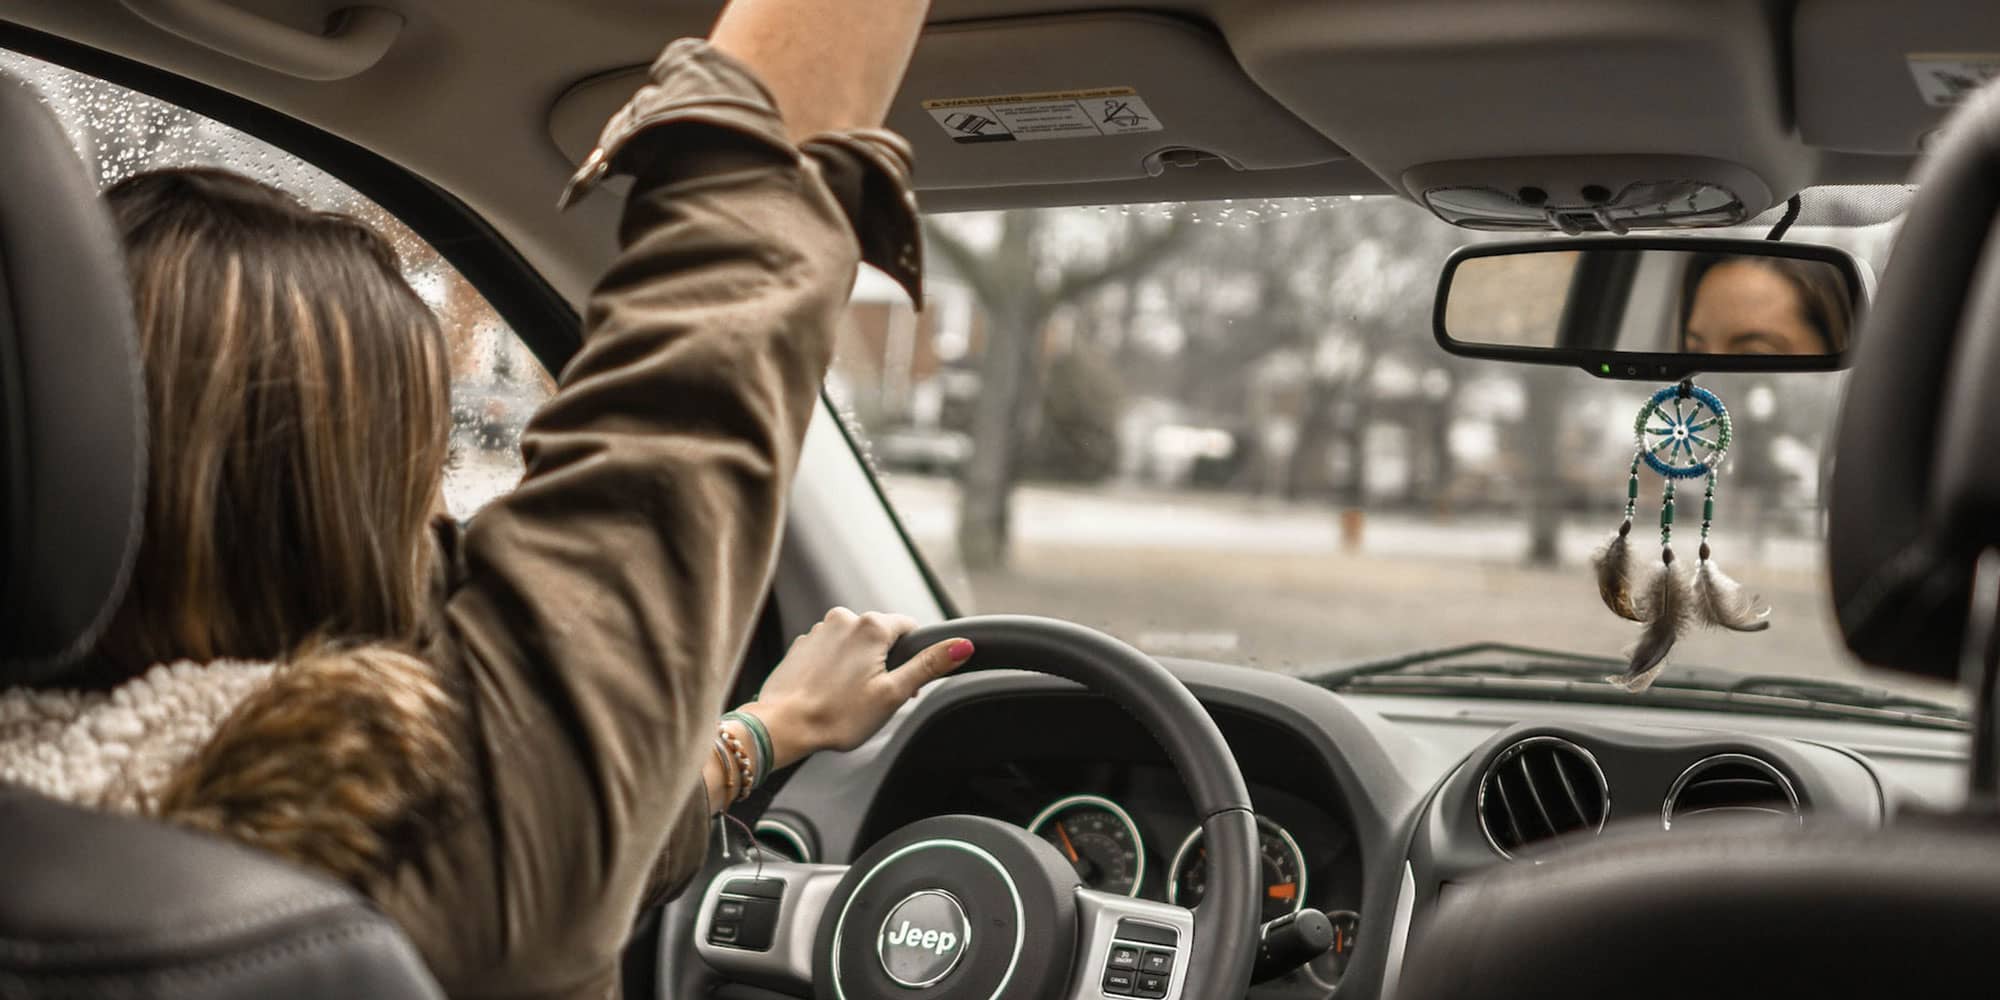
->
[1222,0,1810,231]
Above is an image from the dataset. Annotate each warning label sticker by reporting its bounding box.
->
[923,87,1164,143]
[1907,54,2000,107]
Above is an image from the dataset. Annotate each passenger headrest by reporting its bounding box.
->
[1828,78,2000,680]
[0,74,146,682]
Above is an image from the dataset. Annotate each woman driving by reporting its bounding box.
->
[0,0,949,996]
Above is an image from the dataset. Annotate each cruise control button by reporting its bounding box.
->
[716,900,745,920]
[1103,967,1137,995]
[709,922,739,945]
[1135,972,1169,998]
[1141,949,1174,975]
[1109,945,1141,969]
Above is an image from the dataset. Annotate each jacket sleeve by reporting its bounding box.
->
[382,40,919,995]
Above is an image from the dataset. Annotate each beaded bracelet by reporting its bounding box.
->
[721,710,774,780]
[720,736,752,804]
[717,725,757,802]
[715,732,753,803]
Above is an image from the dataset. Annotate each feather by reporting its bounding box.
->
[1608,553,1692,693]
[1591,527,1643,622]
[1693,557,1771,632]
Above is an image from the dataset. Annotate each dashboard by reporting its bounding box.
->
[675,658,1969,1000]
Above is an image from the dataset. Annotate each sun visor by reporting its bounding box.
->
[1796,0,2000,154]
[882,13,1346,189]
[1226,0,1808,230]
[547,12,1348,192]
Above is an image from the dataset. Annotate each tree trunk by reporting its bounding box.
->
[1523,368,1565,566]
[1425,382,1460,513]
[957,304,1043,570]
[1339,406,1371,508]
[1280,378,1340,500]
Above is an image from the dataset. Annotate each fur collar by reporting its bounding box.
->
[0,660,274,813]
[0,646,462,887]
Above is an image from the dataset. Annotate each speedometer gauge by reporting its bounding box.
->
[1167,816,1307,923]
[1026,795,1146,897]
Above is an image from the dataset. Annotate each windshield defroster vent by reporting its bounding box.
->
[1478,736,1609,858]
[1663,754,1801,830]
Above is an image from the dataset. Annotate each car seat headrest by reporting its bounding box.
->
[0,73,146,682]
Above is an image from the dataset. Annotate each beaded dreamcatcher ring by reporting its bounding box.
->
[1637,383,1731,479]
[1593,381,1769,692]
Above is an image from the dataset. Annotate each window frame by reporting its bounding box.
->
[0,18,581,376]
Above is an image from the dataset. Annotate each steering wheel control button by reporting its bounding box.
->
[1134,972,1169,998]
[1141,949,1174,974]
[876,890,969,988]
[1113,919,1179,947]
[1102,967,1138,995]
[709,879,784,952]
[1108,944,1141,969]
[723,876,785,898]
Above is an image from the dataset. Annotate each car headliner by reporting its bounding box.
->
[0,1,1985,308]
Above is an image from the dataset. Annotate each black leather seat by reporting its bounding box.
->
[1398,72,2000,1000]
[0,72,442,999]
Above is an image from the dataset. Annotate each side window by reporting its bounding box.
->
[0,52,554,518]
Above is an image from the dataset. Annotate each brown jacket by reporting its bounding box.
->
[167,40,920,1000]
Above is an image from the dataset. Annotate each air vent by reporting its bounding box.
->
[1663,754,1801,831]
[752,819,815,863]
[1478,737,1609,858]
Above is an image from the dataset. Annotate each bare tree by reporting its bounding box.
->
[1521,365,1569,565]
[928,210,1192,569]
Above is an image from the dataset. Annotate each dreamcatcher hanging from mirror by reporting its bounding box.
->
[1593,380,1769,691]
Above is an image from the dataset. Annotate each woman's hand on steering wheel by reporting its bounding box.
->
[694,616,1261,1000]
[743,609,973,770]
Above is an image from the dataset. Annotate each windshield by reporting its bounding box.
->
[829,188,1965,713]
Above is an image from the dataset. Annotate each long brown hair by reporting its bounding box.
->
[95,168,451,676]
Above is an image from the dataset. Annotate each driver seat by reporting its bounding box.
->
[0,72,442,999]
[1397,70,2000,1000]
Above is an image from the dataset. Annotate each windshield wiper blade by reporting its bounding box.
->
[1315,641,1968,729]
[1316,641,1625,686]
[1331,671,1966,729]
[1721,674,1962,715]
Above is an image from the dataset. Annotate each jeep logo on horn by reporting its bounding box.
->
[877,890,969,988]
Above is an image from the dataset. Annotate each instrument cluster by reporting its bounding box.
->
[1024,792,1356,990]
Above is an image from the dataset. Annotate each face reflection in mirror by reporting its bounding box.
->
[1681,256,1852,356]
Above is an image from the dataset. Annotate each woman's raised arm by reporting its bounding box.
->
[376,2,935,995]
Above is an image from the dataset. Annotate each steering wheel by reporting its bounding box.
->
[691,615,1261,1000]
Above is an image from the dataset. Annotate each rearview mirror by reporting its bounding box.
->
[1433,237,1865,379]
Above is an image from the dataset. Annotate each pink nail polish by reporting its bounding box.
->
[947,639,975,662]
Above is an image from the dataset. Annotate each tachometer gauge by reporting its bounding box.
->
[1167,816,1307,923]
[1026,795,1146,897]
